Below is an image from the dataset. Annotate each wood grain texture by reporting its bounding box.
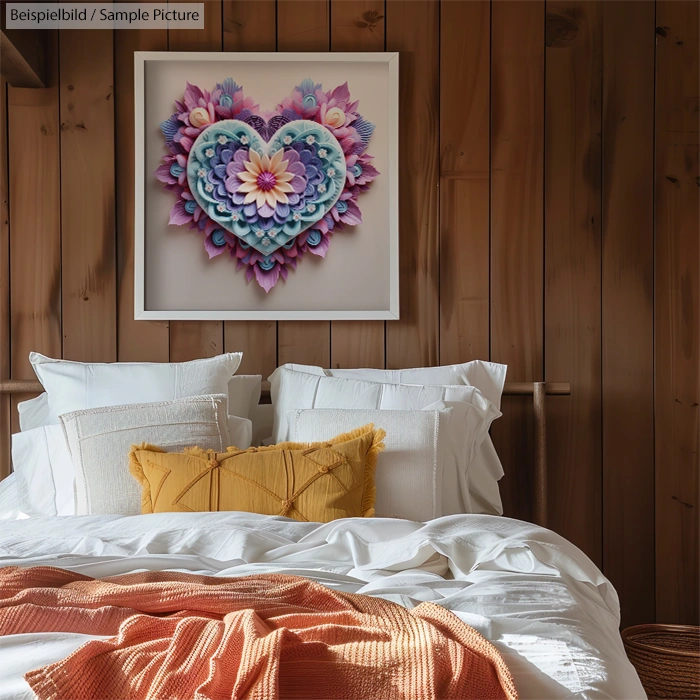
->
[544,2,602,565]
[276,0,331,368]
[0,76,10,478]
[0,27,46,88]
[385,0,439,369]
[8,31,61,430]
[59,29,116,362]
[168,0,222,52]
[439,0,490,365]
[654,0,700,626]
[329,0,385,369]
[490,0,545,522]
[277,0,329,52]
[168,0,224,363]
[222,0,278,378]
[223,0,276,51]
[115,25,169,362]
[602,0,655,629]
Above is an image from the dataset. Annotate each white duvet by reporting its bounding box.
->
[0,511,645,700]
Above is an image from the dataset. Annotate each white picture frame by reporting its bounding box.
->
[134,51,399,321]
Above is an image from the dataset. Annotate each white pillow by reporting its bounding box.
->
[289,407,477,521]
[29,352,243,426]
[227,375,262,420]
[277,360,507,409]
[12,409,251,519]
[11,425,75,517]
[19,373,256,436]
[17,392,50,432]
[61,395,231,516]
[269,368,501,514]
[269,363,506,515]
[250,402,274,446]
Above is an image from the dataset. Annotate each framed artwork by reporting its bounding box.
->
[134,52,399,321]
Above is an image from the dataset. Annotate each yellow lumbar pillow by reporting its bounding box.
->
[128,424,386,523]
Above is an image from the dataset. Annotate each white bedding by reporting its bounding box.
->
[0,511,645,699]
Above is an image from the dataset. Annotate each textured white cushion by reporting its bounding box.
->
[30,352,242,426]
[288,408,459,521]
[61,395,231,516]
[270,368,500,514]
[11,425,75,517]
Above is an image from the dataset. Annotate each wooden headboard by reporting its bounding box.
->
[0,379,570,527]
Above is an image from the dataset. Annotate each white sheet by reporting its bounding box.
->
[0,475,28,521]
[0,512,645,700]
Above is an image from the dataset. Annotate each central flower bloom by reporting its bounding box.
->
[236,149,294,211]
[256,171,277,192]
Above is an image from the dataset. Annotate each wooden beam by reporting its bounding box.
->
[0,21,46,88]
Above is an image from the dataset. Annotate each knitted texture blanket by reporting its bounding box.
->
[0,566,518,700]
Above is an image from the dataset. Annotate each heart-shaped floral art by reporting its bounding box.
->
[156,79,379,292]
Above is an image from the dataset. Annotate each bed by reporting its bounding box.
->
[0,359,646,699]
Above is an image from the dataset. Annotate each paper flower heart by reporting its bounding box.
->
[156,78,379,292]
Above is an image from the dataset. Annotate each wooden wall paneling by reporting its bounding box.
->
[329,0,386,370]
[222,0,278,378]
[544,3,602,565]
[654,0,700,626]
[490,0,545,522]
[439,0,490,365]
[8,31,61,430]
[602,0,655,629]
[276,0,331,367]
[115,24,169,362]
[0,76,10,478]
[167,0,224,362]
[385,0,439,369]
[59,29,116,362]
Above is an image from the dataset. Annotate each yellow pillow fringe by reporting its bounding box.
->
[361,428,386,518]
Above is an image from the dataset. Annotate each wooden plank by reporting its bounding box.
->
[8,30,61,431]
[167,0,224,362]
[60,29,116,362]
[277,0,329,52]
[439,0,490,365]
[222,0,277,378]
[328,0,385,369]
[544,2,602,566]
[490,0,545,523]
[223,0,275,51]
[654,0,699,626]
[0,75,10,477]
[385,0,439,369]
[0,28,45,88]
[115,24,169,361]
[601,0,655,629]
[168,0,222,52]
[276,0,331,368]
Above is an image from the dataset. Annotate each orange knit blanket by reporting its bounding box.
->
[0,566,518,700]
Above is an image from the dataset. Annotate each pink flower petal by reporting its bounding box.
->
[169,200,192,226]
